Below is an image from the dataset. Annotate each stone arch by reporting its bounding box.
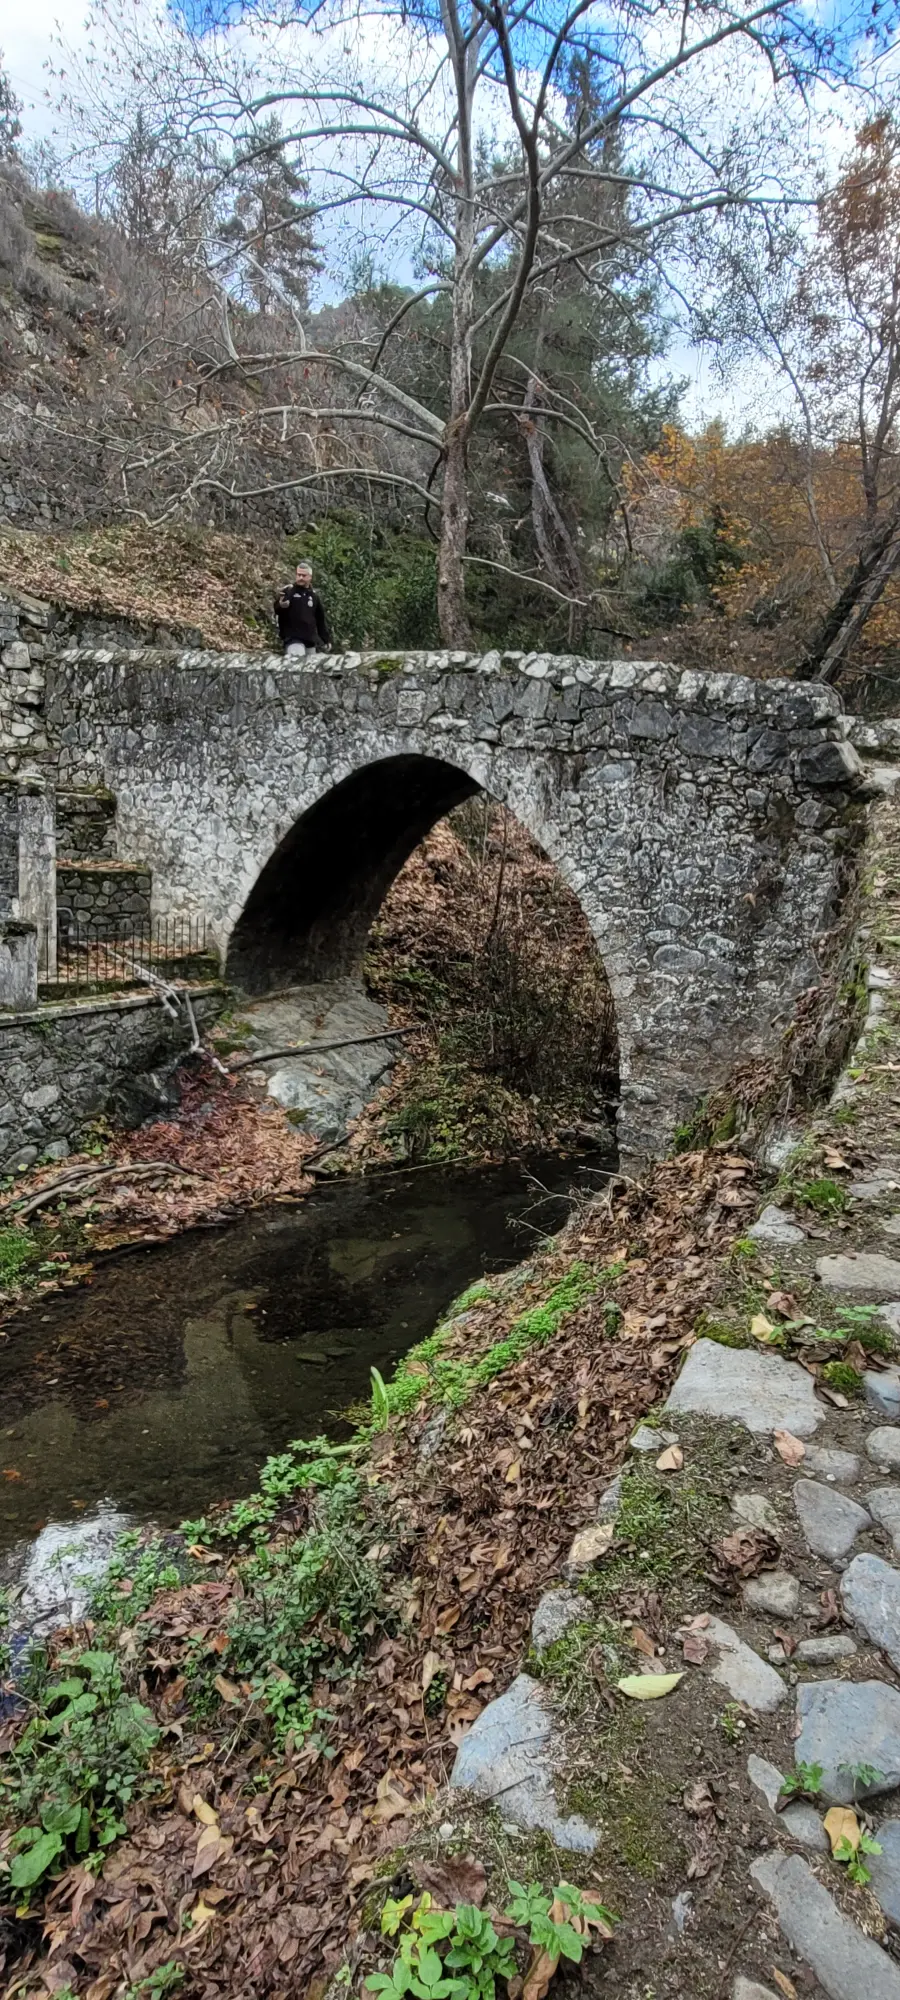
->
[226,753,482,992]
[225,750,620,1112]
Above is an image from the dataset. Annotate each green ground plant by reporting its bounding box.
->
[363,1261,615,1427]
[183,1459,386,1745]
[779,1763,823,1802]
[366,1882,614,2000]
[793,1176,848,1216]
[2,1650,159,1898]
[0,1226,39,1288]
[821,1360,863,1396]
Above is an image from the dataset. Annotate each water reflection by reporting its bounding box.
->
[0,1159,602,1558]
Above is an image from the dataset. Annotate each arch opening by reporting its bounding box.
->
[226,754,479,994]
[225,753,620,1149]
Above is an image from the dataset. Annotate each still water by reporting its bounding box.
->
[0,1158,601,1563]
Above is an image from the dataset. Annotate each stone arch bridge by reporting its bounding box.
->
[38,646,866,1159]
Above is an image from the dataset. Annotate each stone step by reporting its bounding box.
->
[750,1851,900,2000]
[665,1338,823,1436]
[449,1672,598,1851]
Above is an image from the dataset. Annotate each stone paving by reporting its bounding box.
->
[448,786,900,1998]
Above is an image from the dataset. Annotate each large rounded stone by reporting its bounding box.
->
[868,1429,900,1472]
[841,1552,900,1672]
[793,1480,870,1560]
[750,1851,900,2000]
[450,1673,598,1851]
[796,1676,900,1800]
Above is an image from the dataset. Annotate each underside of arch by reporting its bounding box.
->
[226,753,480,995]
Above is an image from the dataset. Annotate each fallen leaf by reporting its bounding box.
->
[630,1625,657,1657]
[683,1778,717,1815]
[410,1856,487,1909]
[814,1588,841,1629]
[709,1526,780,1581]
[420,1650,441,1695]
[655,1444,684,1471]
[750,1313,778,1343]
[213,1674,242,1706]
[505,1460,521,1484]
[824,1805,860,1856]
[617,1672,684,1700]
[774,1429,805,1466]
[567,1522,614,1570]
[823,1148,849,1169]
[371,1774,410,1824]
[771,1970,799,1999]
[682,1632,709,1664]
[820,1387,850,1409]
[189,1895,218,1933]
[193,1824,233,1879]
[767,1290,797,1317]
[522,1943,557,2000]
[192,1797,218,1827]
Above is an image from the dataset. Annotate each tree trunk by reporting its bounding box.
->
[436,0,477,651]
[438,417,473,646]
[520,373,585,619]
[802,508,900,684]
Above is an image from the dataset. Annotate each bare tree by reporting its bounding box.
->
[54,0,878,644]
[693,109,900,684]
[0,52,22,159]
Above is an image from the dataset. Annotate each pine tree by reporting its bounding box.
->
[217,117,320,314]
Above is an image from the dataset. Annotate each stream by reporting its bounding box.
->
[0,1155,607,1631]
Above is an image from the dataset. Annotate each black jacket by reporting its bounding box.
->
[274,583,331,650]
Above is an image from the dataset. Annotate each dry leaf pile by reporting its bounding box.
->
[0,1062,316,1289]
[0,1146,760,1999]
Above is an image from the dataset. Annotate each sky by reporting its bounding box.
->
[0,1,862,432]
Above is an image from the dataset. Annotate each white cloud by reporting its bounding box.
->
[2,0,90,143]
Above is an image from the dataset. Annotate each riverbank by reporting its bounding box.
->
[2,787,900,1996]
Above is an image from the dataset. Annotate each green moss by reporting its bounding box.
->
[583,1426,734,1603]
[363,1259,617,1428]
[698,1320,748,1350]
[446,1280,494,1317]
[531,1617,625,1694]
[568,1768,674,1881]
[369,656,404,676]
[794,1177,848,1217]
[430,1261,608,1409]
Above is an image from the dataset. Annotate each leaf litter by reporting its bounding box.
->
[0,1145,760,1997]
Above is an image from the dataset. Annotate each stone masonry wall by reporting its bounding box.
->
[0,986,223,1171]
[55,862,152,933]
[56,788,117,859]
[37,645,868,1160]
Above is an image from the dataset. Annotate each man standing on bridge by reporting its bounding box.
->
[274,561,332,656]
